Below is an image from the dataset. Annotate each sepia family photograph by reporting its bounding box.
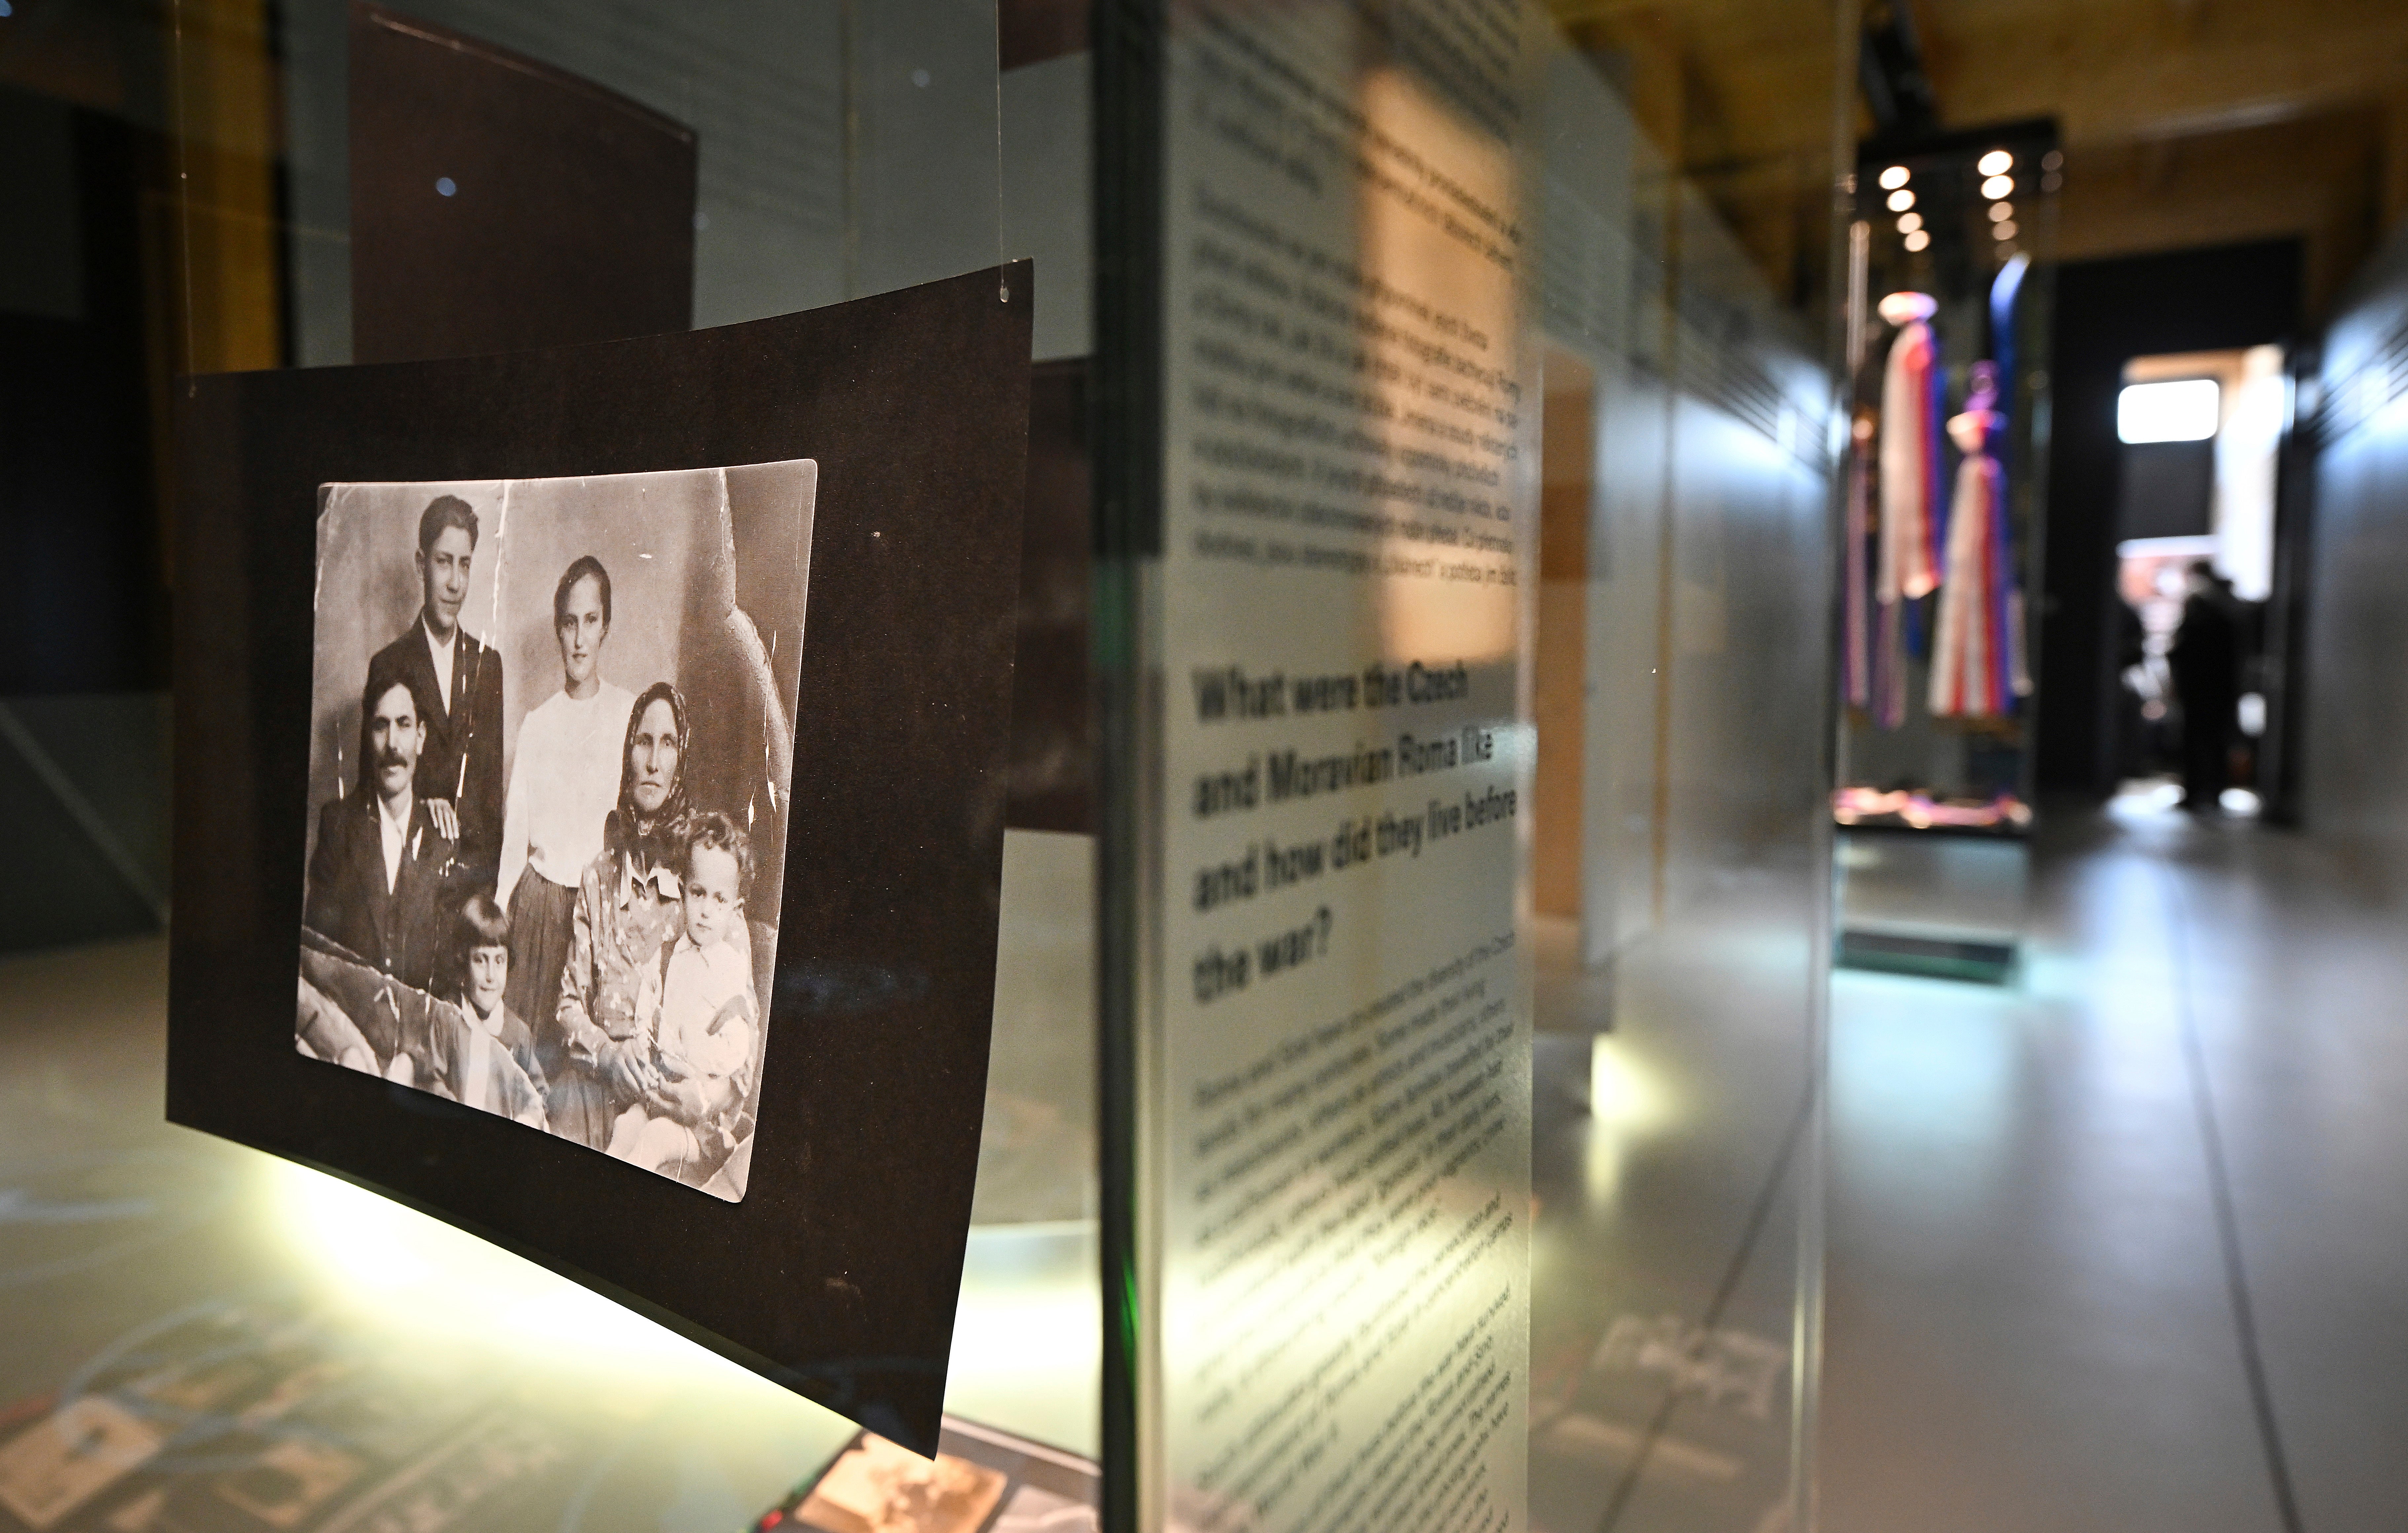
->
[293,461,814,1202]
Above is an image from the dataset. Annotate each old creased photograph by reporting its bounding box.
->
[294,462,814,1202]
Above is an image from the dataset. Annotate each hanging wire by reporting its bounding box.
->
[171,0,197,392]
[995,0,1009,303]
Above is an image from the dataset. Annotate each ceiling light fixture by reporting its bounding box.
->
[1994,220,2019,240]
[1981,174,2014,200]
[1898,212,1923,233]
[1903,229,1931,252]
[1879,165,1910,190]
[1888,189,1915,212]
[1978,150,2013,177]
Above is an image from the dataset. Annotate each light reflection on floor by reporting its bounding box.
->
[1526,889,1816,1533]
[0,936,1099,1533]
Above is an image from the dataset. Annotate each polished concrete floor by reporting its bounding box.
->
[1824,797,2408,1533]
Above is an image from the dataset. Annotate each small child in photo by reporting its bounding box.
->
[606,812,760,1179]
[419,893,551,1125]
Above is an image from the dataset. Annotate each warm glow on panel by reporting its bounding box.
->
[1358,66,1522,667]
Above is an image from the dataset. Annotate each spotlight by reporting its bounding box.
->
[1981,174,2014,200]
[1994,220,2018,240]
[1887,188,1915,212]
[1903,229,1931,252]
[1879,165,1911,190]
[1978,149,2013,176]
[1990,202,2013,222]
[1897,212,1923,233]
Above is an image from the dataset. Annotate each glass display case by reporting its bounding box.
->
[0,2,1856,1529]
[1833,121,2059,981]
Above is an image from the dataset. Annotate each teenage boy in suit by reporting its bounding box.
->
[368,494,505,892]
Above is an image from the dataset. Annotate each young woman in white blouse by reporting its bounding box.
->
[497,555,635,1031]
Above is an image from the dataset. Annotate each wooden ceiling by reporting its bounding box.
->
[1551,0,2408,316]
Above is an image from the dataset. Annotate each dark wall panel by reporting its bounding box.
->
[0,91,164,694]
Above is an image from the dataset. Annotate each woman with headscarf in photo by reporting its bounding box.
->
[548,681,696,1150]
[496,556,635,1035]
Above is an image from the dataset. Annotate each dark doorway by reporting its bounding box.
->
[2039,238,2301,796]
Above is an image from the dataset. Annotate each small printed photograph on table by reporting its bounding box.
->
[760,1417,1101,1533]
[293,460,815,1203]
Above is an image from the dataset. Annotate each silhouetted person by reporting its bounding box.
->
[2169,562,2239,813]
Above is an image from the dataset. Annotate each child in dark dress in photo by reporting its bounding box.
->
[443,894,550,1123]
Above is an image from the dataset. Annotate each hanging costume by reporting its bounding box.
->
[1876,310,1942,605]
[1842,413,1875,711]
[1929,257,2038,719]
[1990,256,2035,705]
[1928,367,2006,717]
[1929,342,2036,718]
[1869,293,1941,729]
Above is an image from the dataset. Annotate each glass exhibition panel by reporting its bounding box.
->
[1,1,1841,1529]
[1099,2,1838,1530]
[1832,122,2059,983]
[1522,29,1839,1533]
[1105,4,1546,1528]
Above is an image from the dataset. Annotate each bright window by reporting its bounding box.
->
[2118,378,2220,443]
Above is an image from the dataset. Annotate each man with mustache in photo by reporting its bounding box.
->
[303,653,465,993]
[368,494,506,892]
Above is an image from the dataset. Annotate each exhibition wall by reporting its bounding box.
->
[1090,8,1837,1528]
[2301,222,2408,864]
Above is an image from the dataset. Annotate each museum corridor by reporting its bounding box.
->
[10,0,2408,1527]
[1822,799,2405,1533]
